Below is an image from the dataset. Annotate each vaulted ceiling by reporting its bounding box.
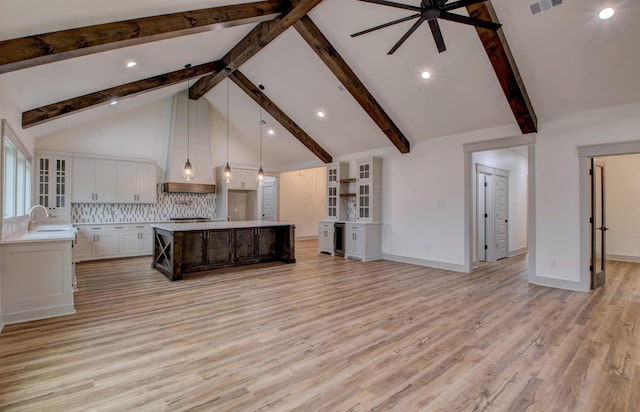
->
[0,0,638,170]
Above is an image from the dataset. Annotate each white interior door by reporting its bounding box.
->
[261,180,276,221]
[495,175,508,260]
[477,172,489,261]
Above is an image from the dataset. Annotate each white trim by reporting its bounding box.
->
[607,254,640,263]
[2,305,76,325]
[529,276,586,292]
[381,253,467,273]
[463,134,536,153]
[509,247,528,257]
[578,140,640,158]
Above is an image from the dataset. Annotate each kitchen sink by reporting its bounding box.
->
[31,224,73,232]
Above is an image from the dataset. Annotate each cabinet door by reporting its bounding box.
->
[346,225,364,258]
[357,183,371,221]
[258,227,276,259]
[117,161,137,202]
[72,158,95,202]
[181,231,206,268]
[136,163,157,203]
[357,162,371,181]
[53,157,70,210]
[234,228,257,263]
[318,223,334,252]
[73,232,94,260]
[118,232,140,256]
[94,159,117,202]
[207,230,232,264]
[94,232,118,258]
[37,157,51,207]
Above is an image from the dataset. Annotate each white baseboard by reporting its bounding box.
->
[381,253,467,273]
[606,254,640,263]
[509,247,528,257]
[2,305,76,326]
[529,275,588,292]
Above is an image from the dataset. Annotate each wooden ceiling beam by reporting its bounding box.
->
[294,15,411,154]
[230,70,333,164]
[22,61,223,129]
[466,1,537,134]
[190,0,324,100]
[0,1,281,75]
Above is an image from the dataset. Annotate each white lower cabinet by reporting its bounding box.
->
[345,222,382,262]
[74,224,153,261]
[119,224,153,257]
[318,221,335,254]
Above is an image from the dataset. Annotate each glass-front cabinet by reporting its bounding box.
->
[355,157,382,222]
[325,162,349,221]
[36,150,71,222]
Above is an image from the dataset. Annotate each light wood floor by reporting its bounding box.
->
[1,240,638,411]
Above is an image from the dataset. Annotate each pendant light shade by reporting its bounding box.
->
[183,64,194,182]
[224,75,232,184]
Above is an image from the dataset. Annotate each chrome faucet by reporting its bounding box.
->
[28,205,50,231]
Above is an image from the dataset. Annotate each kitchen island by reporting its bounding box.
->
[151,221,295,281]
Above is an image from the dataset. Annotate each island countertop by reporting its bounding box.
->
[150,220,295,232]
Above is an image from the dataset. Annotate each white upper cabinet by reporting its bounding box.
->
[117,161,157,203]
[325,162,350,221]
[72,157,117,203]
[355,157,382,223]
[35,151,71,222]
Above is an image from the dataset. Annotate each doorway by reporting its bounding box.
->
[578,140,640,291]
[463,134,536,277]
[260,176,277,221]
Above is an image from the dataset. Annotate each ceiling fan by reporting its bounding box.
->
[351,0,502,54]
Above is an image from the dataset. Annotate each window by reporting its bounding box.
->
[2,120,32,219]
[4,138,16,218]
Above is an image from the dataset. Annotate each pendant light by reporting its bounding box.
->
[182,64,194,182]
[258,107,264,185]
[224,74,232,183]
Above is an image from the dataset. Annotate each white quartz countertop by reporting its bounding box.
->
[0,224,76,244]
[151,220,295,232]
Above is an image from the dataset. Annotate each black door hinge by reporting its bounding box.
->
[484,213,488,218]
[589,265,593,272]
[590,217,593,224]
[485,245,488,250]
[589,169,593,176]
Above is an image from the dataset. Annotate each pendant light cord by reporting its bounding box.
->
[260,107,263,167]
[186,65,190,160]
[226,77,230,164]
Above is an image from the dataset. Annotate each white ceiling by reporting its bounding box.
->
[0,0,638,170]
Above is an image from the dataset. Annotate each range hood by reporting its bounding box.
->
[162,90,216,194]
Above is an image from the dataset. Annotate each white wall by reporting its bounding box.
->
[279,167,326,238]
[472,148,528,256]
[602,154,640,261]
[35,97,172,166]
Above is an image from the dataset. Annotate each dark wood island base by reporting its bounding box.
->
[151,221,296,281]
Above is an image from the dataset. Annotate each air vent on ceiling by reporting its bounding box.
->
[529,0,564,16]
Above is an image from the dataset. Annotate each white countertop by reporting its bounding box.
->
[0,224,76,244]
[151,220,295,232]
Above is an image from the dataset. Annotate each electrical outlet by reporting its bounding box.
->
[550,259,558,268]
[426,245,431,252]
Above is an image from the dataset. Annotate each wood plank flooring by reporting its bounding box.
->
[0,240,638,411]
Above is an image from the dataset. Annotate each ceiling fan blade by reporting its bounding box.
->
[441,0,486,11]
[438,11,502,31]
[357,0,421,12]
[427,19,447,53]
[351,14,421,38]
[388,17,424,55]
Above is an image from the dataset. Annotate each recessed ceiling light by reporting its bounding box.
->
[598,7,615,19]
[110,100,119,106]
[317,111,325,118]
[267,129,275,135]
[126,61,137,68]
[421,71,431,80]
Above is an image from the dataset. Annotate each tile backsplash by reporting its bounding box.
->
[71,187,216,223]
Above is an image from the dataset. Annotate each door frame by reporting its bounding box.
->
[463,134,535,278]
[578,140,640,291]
